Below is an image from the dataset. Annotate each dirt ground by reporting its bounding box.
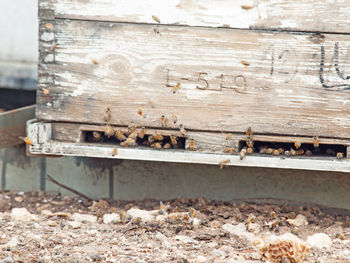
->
[0,191,349,263]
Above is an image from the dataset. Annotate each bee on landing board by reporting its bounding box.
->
[294,140,301,149]
[137,107,143,117]
[170,135,177,146]
[104,125,115,138]
[336,152,344,159]
[128,131,138,140]
[240,148,247,160]
[224,147,234,154]
[128,122,137,134]
[163,143,171,149]
[115,130,127,141]
[186,139,196,151]
[111,148,118,157]
[153,134,164,141]
[138,127,145,139]
[126,137,136,147]
[246,147,253,154]
[219,159,230,169]
[160,115,168,127]
[313,136,319,148]
[19,136,33,146]
[152,142,162,149]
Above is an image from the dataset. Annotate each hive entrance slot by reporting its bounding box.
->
[239,140,347,158]
[83,130,186,150]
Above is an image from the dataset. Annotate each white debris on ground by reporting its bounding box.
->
[0,192,349,262]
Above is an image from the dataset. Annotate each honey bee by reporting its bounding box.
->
[92,131,102,140]
[128,132,138,140]
[126,137,136,147]
[296,149,304,156]
[179,124,186,135]
[266,148,274,154]
[277,148,284,154]
[313,136,319,148]
[163,143,171,149]
[115,130,127,141]
[104,107,111,122]
[219,159,230,169]
[240,148,247,160]
[284,150,290,157]
[247,215,256,224]
[43,88,50,95]
[290,148,296,156]
[45,22,53,29]
[241,5,253,10]
[336,152,344,159]
[272,149,280,156]
[241,60,250,66]
[19,136,33,145]
[138,127,145,139]
[91,59,98,64]
[259,146,267,154]
[224,147,234,154]
[153,134,164,141]
[247,147,253,154]
[172,83,180,94]
[160,115,168,127]
[226,133,233,140]
[246,127,253,139]
[294,140,301,149]
[172,114,177,124]
[148,135,155,143]
[137,107,143,117]
[120,141,127,147]
[305,149,312,156]
[111,148,118,157]
[152,142,162,149]
[246,139,254,148]
[152,15,161,23]
[128,122,136,133]
[170,135,177,146]
[133,217,142,225]
[104,125,115,138]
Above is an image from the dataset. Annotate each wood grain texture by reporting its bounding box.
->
[38,19,350,139]
[40,0,350,34]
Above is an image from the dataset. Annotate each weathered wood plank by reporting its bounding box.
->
[37,20,350,138]
[40,0,350,34]
[27,141,350,173]
[0,105,35,148]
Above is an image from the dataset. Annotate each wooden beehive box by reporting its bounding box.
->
[31,0,350,172]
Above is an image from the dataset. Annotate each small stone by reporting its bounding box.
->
[154,232,167,242]
[306,233,332,249]
[126,208,155,223]
[41,210,53,217]
[192,218,200,227]
[210,220,222,228]
[14,196,23,203]
[46,220,58,227]
[11,208,37,221]
[196,255,206,263]
[6,237,18,247]
[17,192,24,196]
[68,221,82,229]
[222,223,255,243]
[287,214,308,227]
[156,214,166,222]
[0,257,14,263]
[103,213,120,224]
[71,213,97,223]
[175,235,199,244]
[246,223,261,233]
[210,249,226,258]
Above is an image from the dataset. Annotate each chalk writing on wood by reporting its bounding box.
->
[320,42,350,90]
